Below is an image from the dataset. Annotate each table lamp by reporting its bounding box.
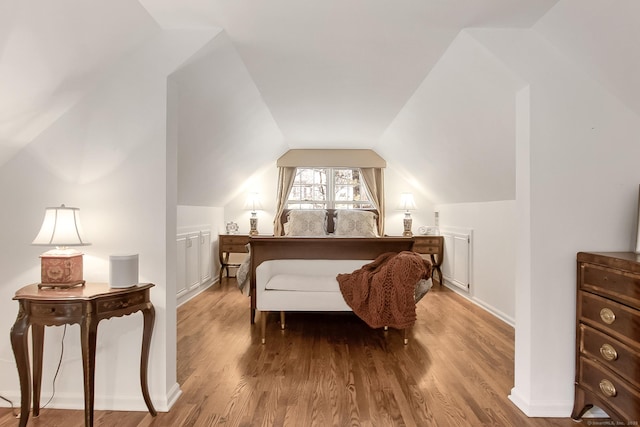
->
[32,204,90,288]
[398,193,417,237]
[245,192,262,236]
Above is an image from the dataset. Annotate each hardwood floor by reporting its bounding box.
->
[0,278,588,426]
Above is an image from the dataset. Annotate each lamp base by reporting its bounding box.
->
[39,250,84,289]
[250,214,259,236]
[38,280,86,289]
[403,213,413,237]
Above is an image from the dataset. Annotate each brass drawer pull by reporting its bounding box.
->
[599,379,617,397]
[599,308,616,324]
[599,343,618,361]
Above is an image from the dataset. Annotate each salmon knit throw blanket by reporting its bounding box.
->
[337,251,432,329]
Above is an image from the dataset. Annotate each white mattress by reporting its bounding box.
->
[256,259,372,311]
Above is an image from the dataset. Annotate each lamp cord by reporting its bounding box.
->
[0,394,17,418]
[42,324,67,409]
[0,325,66,418]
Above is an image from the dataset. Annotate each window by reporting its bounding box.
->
[287,167,374,210]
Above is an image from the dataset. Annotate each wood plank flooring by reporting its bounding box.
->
[0,278,589,426]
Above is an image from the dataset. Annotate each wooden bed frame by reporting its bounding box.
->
[248,236,414,324]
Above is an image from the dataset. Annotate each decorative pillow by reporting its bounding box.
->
[414,278,432,303]
[285,210,328,236]
[236,244,251,294]
[334,210,379,237]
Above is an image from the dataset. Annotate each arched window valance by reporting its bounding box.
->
[276,149,386,168]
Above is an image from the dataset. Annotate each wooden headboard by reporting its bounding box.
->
[279,208,378,235]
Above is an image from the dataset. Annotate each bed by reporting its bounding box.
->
[242,209,433,343]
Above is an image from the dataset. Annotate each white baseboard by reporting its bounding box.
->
[508,387,574,417]
[0,382,183,413]
[442,282,515,327]
[177,279,215,307]
[158,382,183,412]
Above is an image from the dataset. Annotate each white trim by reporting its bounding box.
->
[177,279,215,308]
[442,282,515,326]
[508,387,573,417]
[0,382,183,412]
[163,382,183,412]
[440,227,473,293]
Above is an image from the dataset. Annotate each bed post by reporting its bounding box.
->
[261,311,267,344]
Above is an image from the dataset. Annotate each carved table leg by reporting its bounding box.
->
[81,314,98,427]
[10,305,31,427]
[570,387,592,421]
[261,311,267,344]
[431,254,443,285]
[31,324,45,417]
[141,303,157,416]
[250,290,257,325]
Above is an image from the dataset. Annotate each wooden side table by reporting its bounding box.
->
[218,234,250,281]
[10,283,157,427]
[412,235,444,285]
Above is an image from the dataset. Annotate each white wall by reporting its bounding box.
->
[436,201,517,324]
[471,28,640,416]
[223,164,279,236]
[377,30,524,205]
[384,162,437,237]
[377,21,640,417]
[177,205,224,236]
[0,29,215,411]
[174,31,286,208]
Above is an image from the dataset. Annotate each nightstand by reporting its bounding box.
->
[10,283,156,427]
[218,234,251,281]
[412,235,444,285]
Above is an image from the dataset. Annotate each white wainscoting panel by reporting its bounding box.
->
[176,229,213,305]
[440,227,473,292]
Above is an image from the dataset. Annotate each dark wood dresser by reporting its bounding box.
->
[572,252,640,422]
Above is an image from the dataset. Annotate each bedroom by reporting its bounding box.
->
[1,0,640,424]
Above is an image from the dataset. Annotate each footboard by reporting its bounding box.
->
[248,236,414,323]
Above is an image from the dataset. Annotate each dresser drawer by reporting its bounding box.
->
[581,263,640,309]
[580,291,640,345]
[220,235,250,253]
[580,324,640,389]
[412,237,441,254]
[96,291,147,315]
[220,235,250,245]
[28,301,85,325]
[221,243,249,253]
[578,356,640,421]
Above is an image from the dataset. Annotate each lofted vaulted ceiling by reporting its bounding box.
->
[0,0,160,166]
[2,1,639,206]
[140,0,558,146]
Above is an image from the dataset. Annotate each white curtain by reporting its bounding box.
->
[273,167,296,236]
[360,167,385,236]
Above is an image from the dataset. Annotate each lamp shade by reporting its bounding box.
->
[244,192,263,212]
[397,193,417,211]
[32,204,90,247]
